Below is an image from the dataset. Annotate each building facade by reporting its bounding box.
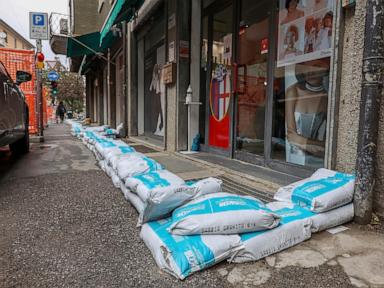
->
[61,0,384,217]
[0,19,34,50]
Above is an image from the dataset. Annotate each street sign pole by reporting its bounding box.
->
[30,12,48,139]
[36,39,44,137]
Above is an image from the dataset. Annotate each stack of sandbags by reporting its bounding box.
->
[141,192,282,279]
[67,120,83,138]
[67,120,357,280]
[273,168,355,232]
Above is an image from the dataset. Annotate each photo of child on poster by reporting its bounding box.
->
[277,0,334,67]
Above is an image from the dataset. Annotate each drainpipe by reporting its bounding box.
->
[122,20,128,137]
[354,0,384,224]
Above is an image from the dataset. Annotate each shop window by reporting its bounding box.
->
[236,0,271,155]
[271,0,335,168]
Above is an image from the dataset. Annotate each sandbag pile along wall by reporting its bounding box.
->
[67,120,355,280]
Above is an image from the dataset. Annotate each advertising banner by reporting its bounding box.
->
[277,0,334,67]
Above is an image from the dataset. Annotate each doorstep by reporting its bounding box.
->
[123,137,294,199]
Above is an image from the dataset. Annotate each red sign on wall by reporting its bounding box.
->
[261,38,268,54]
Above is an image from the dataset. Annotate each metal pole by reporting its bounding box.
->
[354,0,384,224]
[107,48,111,126]
[36,39,44,137]
[187,103,191,152]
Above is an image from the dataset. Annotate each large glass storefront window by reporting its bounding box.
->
[236,0,271,155]
[141,6,165,141]
[200,0,335,172]
[272,0,334,168]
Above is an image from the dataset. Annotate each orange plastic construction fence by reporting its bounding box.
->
[0,48,38,134]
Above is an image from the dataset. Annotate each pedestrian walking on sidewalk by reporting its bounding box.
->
[56,101,67,124]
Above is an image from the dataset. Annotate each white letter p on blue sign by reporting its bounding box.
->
[33,15,44,26]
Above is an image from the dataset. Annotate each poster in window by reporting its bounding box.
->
[223,33,232,63]
[277,0,334,67]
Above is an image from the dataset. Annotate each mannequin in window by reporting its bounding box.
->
[149,63,165,137]
[285,58,330,166]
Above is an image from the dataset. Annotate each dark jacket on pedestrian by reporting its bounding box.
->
[56,102,66,116]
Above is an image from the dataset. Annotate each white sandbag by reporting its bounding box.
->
[95,141,116,155]
[125,170,186,200]
[230,204,312,263]
[116,154,163,180]
[111,171,122,188]
[103,146,136,164]
[131,175,226,225]
[109,152,145,172]
[120,185,145,214]
[98,160,108,173]
[85,125,109,133]
[265,201,354,233]
[70,125,83,137]
[138,186,197,225]
[169,192,280,235]
[140,218,243,280]
[96,143,130,159]
[190,177,222,198]
[108,139,127,147]
[311,203,354,232]
[274,168,355,212]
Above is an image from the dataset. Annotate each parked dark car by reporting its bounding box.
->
[0,61,31,154]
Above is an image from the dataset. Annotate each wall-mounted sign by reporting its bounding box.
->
[261,38,268,54]
[162,62,176,85]
[179,40,189,58]
[168,41,175,62]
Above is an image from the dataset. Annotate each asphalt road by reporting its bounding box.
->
[0,124,229,287]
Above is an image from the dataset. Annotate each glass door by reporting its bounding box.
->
[202,1,233,152]
[234,0,273,161]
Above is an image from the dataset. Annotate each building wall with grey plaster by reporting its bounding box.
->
[335,1,384,215]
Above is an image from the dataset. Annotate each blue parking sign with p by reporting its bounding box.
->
[33,14,45,26]
[30,12,48,39]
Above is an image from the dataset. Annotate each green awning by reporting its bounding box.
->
[66,32,102,58]
[100,0,126,46]
[99,0,144,46]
